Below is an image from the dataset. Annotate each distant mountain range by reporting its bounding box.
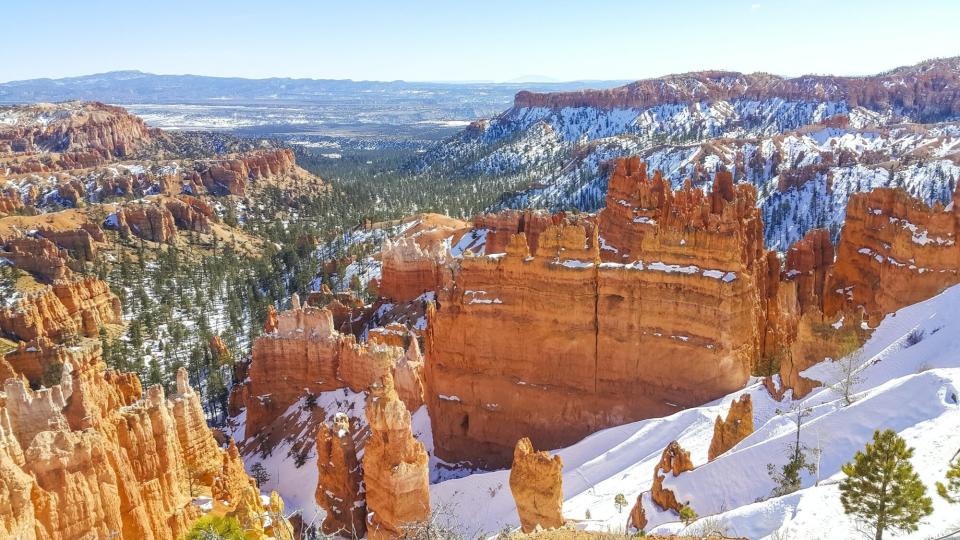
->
[0,70,627,105]
[0,71,630,136]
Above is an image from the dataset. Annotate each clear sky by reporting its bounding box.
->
[2,0,958,83]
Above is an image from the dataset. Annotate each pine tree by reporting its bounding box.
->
[936,449,960,503]
[250,462,270,488]
[840,429,932,540]
[614,493,627,514]
[767,405,817,497]
[183,515,245,540]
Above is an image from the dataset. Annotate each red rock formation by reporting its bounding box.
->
[426,157,776,467]
[472,210,560,255]
[0,236,73,282]
[237,301,426,438]
[113,202,179,244]
[650,441,694,513]
[627,497,647,532]
[511,58,960,122]
[37,227,101,262]
[509,437,564,533]
[315,413,366,537]
[0,342,283,539]
[784,229,834,315]
[209,335,230,361]
[826,187,960,325]
[164,195,215,233]
[197,149,298,196]
[707,394,753,461]
[379,236,450,302]
[363,373,430,539]
[0,102,156,173]
[263,305,279,333]
[0,187,25,216]
[0,277,121,343]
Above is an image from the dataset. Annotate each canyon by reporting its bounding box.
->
[4,56,960,538]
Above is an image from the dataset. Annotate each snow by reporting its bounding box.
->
[429,284,960,539]
[451,229,488,257]
[227,390,368,526]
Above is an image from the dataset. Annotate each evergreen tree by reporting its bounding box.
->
[936,449,960,503]
[767,405,817,497]
[614,493,628,514]
[840,429,932,540]
[250,462,270,488]
[183,515,246,540]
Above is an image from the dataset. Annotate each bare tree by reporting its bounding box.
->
[830,330,863,406]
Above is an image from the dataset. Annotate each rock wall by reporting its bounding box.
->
[114,203,179,244]
[825,187,960,325]
[379,236,450,302]
[0,236,73,282]
[236,301,426,438]
[0,102,155,173]
[0,277,121,344]
[512,60,960,122]
[362,373,430,539]
[425,157,777,467]
[509,437,564,533]
[197,149,297,196]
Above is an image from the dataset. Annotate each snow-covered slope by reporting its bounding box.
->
[415,62,960,251]
[428,284,960,539]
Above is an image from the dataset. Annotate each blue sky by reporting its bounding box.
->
[2,0,958,83]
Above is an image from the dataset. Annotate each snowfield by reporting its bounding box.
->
[428,284,960,539]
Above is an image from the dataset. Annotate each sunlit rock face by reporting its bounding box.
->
[425,157,778,468]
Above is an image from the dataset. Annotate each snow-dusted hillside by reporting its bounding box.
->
[415,63,960,250]
[428,284,960,539]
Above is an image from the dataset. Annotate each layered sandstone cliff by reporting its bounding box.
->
[236,299,426,438]
[426,158,777,467]
[512,58,960,122]
[509,437,564,533]
[363,373,430,539]
[0,277,121,344]
[825,187,960,325]
[0,102,156,174]
[197,149,298,196]
[379,236,450,302]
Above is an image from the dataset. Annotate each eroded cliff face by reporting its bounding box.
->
[363,374,430,539]
[0,102,156,174]
[0,277,121,344]
[234,299,426,438]
[0,338,283,540]
[197,149,299,196]
[512,61,960,121]
[426,157,777,467]
[826,187,960,325]
[509,437,564,533]
[379,236,451,302]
